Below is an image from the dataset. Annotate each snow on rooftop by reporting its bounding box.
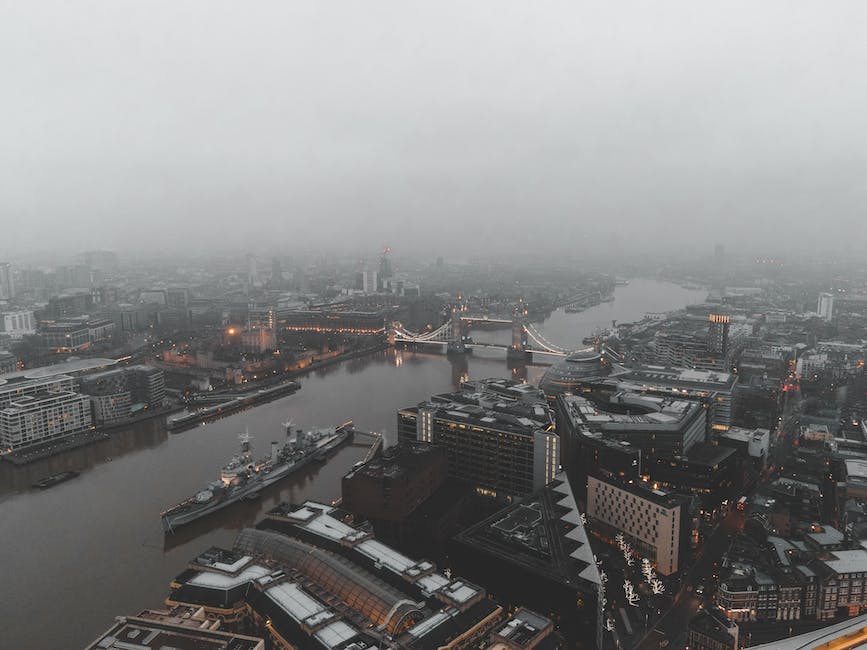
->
[314,621,358,649]
[188,564,269,590]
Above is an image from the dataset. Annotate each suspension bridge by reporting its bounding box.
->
[391,308,602,361]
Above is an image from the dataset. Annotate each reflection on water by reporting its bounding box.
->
[0,418,168,497]
[0,279,705,649]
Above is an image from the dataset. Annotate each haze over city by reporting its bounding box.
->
[6,4,867,650]
[3,1,867,260]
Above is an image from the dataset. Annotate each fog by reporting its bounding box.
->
[2,1,866,261]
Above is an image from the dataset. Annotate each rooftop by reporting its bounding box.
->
[820,549,867,575]
[453,472,601,589]
[86,616,264,650]
[0,357,117,382]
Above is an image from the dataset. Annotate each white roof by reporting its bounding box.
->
[357,539,415,574]
[267,582,332,626]
[822,550,867,575]
[211,555,251,573]
[314,621,358,648]
[846,459,867,480]
[188,564,269,589]
[304,513,358,541]
[417,574,450,593]
[408,611,452,638]
[441,580,478,604]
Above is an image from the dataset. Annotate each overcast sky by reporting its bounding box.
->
[2,1,866,262]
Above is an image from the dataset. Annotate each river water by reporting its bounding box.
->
[0,279,705,649]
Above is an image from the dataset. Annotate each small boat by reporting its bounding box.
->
[33,470,80,489]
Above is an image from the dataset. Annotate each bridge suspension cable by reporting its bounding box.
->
[523,324,570,354]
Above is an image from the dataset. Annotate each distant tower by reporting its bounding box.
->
[270,257,282,287]
[379,247,393,281]
[818,293,835,321]
[0,262,14,300]
[714,243,725,260]
[707,313,731,355]
[246,254,258,287]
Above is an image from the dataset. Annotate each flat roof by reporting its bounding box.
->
[86,617,264,650]
[821,550,867,575]
[0,357,118,382]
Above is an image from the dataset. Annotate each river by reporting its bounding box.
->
[0,279,705,649]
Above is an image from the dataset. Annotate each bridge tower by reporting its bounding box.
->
[446,306,467,356]
[507,300,531,362]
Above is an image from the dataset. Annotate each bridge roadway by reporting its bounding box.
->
[392,338,569,357]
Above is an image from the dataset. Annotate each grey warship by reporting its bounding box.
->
[160,420,352,533]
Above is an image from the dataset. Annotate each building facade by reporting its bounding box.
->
[398,397,558,499]
[0,390,92,451]
[1,310,35,340]
[586,474,689,575]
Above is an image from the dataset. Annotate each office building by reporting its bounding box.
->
[166,501,503,650]
[646,443,741,515]
[341,442,449,550]
[815,549,867,620]
[78,365,165,423]
[397,383,558,498]
[818,292,835,321]
[82,250,118,273]
[586,473,690,575]
[0,389,92,451]
[554,392,706,459]
[719,427,770,471]
[687,608,738,650]
[0,374,78,407]
[40,317,116,352]
[0,262,14,300]
[1,310,35,340]
[542,363,737,432]
[44,291,94,318]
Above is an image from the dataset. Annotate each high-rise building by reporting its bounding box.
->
[0,262,14,300]
[246,254,258,287]
[379,246,393,281]
[397,381,558,498]
[707,313,731,355]
[82,250,118,273]
[818,292,835,321]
